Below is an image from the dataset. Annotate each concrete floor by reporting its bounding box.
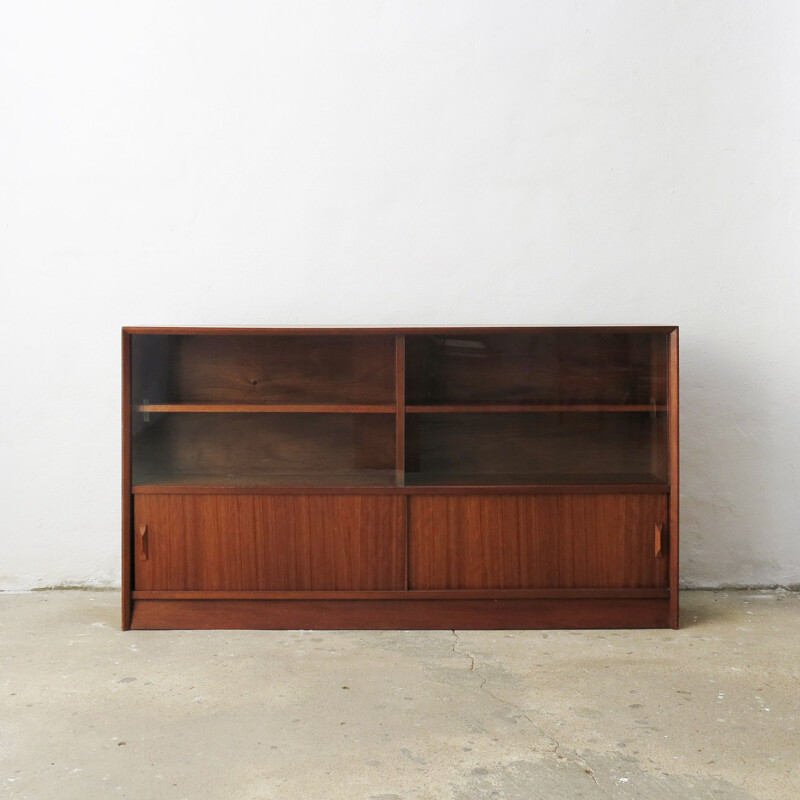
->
[0,591,797,800]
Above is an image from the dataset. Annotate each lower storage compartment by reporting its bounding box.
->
[128,491,674,629]
[134,494,406,591]
[409,494,669,590]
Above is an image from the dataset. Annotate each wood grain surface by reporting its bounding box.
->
[130,597,670,630]
[134,495,406,591]
[172,335,395,404]
[132,412,395,485]
[404,412,666,484]
[121,331,132,630]
[405,332,667,405]
[409,494,669,590]
[669,328,680,628]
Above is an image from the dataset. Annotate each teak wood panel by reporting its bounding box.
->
[175,335,396,404]
[122,331,132,629]
[132,482,668,495]
[404,413,666,484]
[130,598,670,630]
[405,332,667,406]
[409,494,668,590]
[132,334,396,405]
[124,327,679,335]
[134,495,405,591]
[668,328,680,627]
[132,412,395,485]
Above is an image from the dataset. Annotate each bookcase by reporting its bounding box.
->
[122,326,678,630]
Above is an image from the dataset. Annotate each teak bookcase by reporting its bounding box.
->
[122,326,679,630]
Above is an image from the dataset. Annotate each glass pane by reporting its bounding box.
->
[405,411,667,486]
[404,331,669,486]
[132,412,395,487]
[130,333,397,487]
[131,334,395,406]
[406,332,668,407]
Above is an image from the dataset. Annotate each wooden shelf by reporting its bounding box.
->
[132,483,668,495]
[404,471,667,487]
[136,403,396,413]
[137,403,665,414]
[133,470,397,489]
[132,588,670,601]
[407,404,667,413]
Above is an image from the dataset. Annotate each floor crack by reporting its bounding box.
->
[450,630,477,675]
[449,630,608,797]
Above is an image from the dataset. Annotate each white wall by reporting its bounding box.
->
[1,1,798,590]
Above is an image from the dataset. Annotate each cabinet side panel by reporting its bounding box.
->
[669,329,680,628]
[122,331,132,630]
[134,495,405,591]
[409,495,668,590]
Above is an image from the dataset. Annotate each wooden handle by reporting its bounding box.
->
[137,524,149,561]
[654,523,664,558]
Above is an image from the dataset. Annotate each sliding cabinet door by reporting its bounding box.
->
[409,494,668,590]
[134,495,405,591]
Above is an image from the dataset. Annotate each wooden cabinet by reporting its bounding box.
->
[123,327,679,630]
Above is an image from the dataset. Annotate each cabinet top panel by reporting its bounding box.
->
[124,326,678,336]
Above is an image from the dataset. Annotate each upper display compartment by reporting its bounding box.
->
[405,331,668,408]
[125,328,675,490]
[131,334,396,408]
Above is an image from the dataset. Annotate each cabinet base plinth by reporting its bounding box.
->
[130,598,673,630]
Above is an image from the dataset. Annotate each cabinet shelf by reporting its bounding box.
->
[136,403,396,414]
[403,471,667,487]
[138,403,665,414]
[133,469,397,489]
[406,404,666,413]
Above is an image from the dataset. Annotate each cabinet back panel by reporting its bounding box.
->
[406,333,668,405]
[132,334,395,404]
[405,413,667,484]
[133,413,395,485]
[409,494,669,589]
[134,495,405,591]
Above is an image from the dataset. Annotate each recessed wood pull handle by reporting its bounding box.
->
[137,524,149,561]
[655,523,665,558]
